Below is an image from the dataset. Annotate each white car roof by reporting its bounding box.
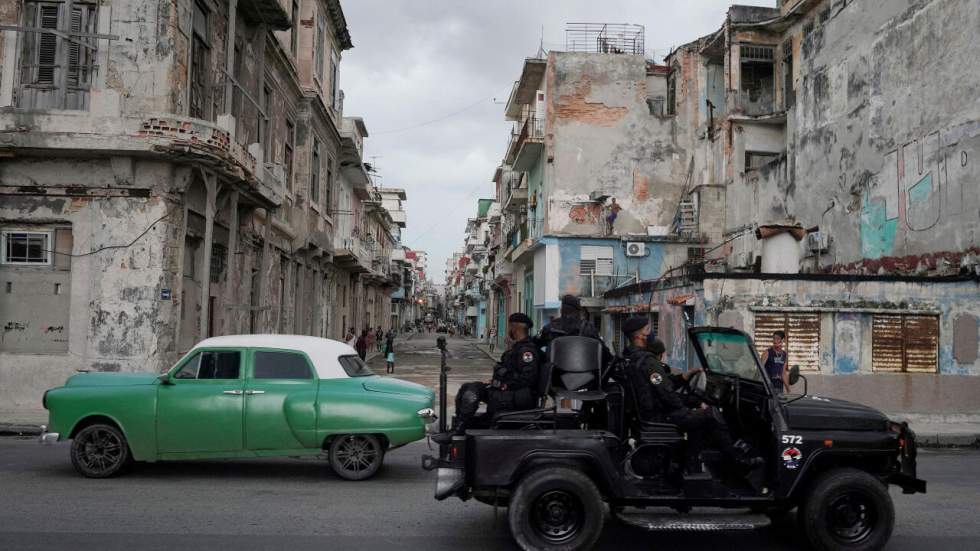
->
[191,334,358,379]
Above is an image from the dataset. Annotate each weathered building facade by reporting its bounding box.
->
[605,0,980,417]
[0,0,402,411]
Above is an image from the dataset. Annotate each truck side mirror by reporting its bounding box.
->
[788,365,801,386]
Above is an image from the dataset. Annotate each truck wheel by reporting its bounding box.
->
[70,423,131,478]
[508,467,604,551]
[328,434,385,481]
[800,468,894,550]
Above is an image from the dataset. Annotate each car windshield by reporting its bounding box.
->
[693,331,764,383]
[338,355,374,377]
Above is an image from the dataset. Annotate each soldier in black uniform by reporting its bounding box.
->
[537,295,599,346]
[448,313,541,435]
[621,316,762,469]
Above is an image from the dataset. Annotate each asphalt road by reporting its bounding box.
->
[1,336,978,551]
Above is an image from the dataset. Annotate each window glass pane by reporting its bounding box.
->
[177,351,240,379]
[338,354,374,377]
[254,351,313,379]
[174,353,202,379]
[3,232,49,263]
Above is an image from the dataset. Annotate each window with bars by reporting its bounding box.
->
[580,246,614,276]
[210,244,226,284]
[18,1,98,110]
[740,44,775,62]
[753,312,821,371]
[1,231,52,265]
[311,137,321,204]
[872,315,939,373]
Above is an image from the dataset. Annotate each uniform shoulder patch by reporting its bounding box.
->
[521,351,535,363]
[650,373,663,385]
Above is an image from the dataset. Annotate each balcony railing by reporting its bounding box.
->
[564,23,645,55]
[731,89,777,117]
[507,116,544,165]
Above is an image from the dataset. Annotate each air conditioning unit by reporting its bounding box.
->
[806,231,832,254]
[625,242,646,257]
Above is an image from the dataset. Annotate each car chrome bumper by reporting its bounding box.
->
[38,426,59,445]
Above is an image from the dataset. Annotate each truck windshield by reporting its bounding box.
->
[693,331,764,383]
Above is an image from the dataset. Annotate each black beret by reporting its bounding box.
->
[622,316,649,337]
[561,294,581,308]
[509,313,533,328]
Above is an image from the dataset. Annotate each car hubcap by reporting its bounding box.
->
[531,490,583,544]
[827,491,877,544]
[336,436,378,473]
[79,429,123,473]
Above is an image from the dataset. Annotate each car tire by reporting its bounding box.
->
[800,468,894,551]
[508,467,605,551]
[70,423,131,478]
[328,434,385,481]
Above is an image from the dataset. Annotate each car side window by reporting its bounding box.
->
[253,351,313,380]
[174,351,241,380]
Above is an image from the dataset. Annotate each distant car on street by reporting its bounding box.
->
[41,334,435,480]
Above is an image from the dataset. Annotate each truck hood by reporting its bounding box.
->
[361,376,434,399]
[784,394,889,431]
[64,372,161,387]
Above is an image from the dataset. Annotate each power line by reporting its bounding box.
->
[372,85,512,136]
[402,180,491,247]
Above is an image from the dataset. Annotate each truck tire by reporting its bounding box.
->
[508,467,605,551]
[800,468,894,551]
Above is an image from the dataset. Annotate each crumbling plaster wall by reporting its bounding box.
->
[789,0,980,271]
[701,277,980,414]
[544,52,686,237]
[0,158,178,410]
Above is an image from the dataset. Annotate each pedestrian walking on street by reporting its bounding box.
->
[488,327,496,354]
[346,328,357,349]
[384,333,396,374]
[376,326,384,351]
[762,330,790,394]
[355,330,368,361]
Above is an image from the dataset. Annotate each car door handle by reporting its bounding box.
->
[244,390,265,395]
[222,390,244,395]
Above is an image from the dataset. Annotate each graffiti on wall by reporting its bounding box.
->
[861,122,976,259]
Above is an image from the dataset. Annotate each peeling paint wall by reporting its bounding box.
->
[738,0,980,271]
[545,52,686,237]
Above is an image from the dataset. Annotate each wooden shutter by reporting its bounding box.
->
[36,4,60,84]
[754,312,820,371]
[903,316,939,373]
[872,315,938,373]
[786,313,820,372]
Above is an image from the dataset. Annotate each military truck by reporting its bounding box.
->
[423,327,925,551]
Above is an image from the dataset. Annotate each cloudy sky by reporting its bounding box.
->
[340,0,773,283]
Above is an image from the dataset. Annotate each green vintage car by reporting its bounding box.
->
[40,334,435,480]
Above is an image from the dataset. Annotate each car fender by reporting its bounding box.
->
[509,450,620,497]
[47,385,158,461]
[315,379,430,447]
[782,446,896,499]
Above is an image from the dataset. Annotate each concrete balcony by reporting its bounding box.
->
[502,172,529,213]
[0,105,281,207]
[333,237,372,273]
[507,116,545,171]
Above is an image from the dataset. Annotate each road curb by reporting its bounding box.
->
[917,432,980,449]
